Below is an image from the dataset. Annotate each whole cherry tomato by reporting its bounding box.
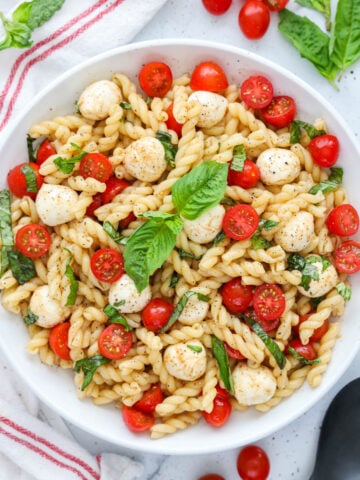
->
[49,322,71,361]
[238,0,270,40]
[190,61,229,92]
[165,103,183,137]
[201,0,232,15]
[134,384,163,413]
[203,387,232,427]
[308,134,339,168]
[138,61,173,98]
[264,0,289,11]
[36,139,56,166]
[221,277,253,313]
[237,445,270,480]
[122,405,155,432]
[141,297,174,332]
[261,95,296,128]
[227,159,260,189]
[7,162,44,199]
[326,204,359,237]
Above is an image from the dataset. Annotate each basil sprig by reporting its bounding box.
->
[23,308,38,325]
[309,167,343,195]
[250,218,278,250]
[230,144,247,172]
[103,221,128,245]
[296,0,331,31]
[7,250,36,285]
[64,249,78,306]
[288,347,321,366]
[0,189,14,275]
[103,304,132,331]
[156,131,177,168]
[54,143,87,174]
[287,253,331,291]
[21,164,38,193]
[290,120,326,144]
[74,355,110,391]
[211,336,234,393]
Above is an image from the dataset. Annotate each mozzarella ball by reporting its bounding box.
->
[29,285,69,328]
[188,91,228,128]
[297,255,338,298]
[109,274,151,313]
[164,340,207,381]
[257,148,301,186]
[232,364,277,406]
[77,80,122,121]
[274,211,315,252]
[124,136,167,182]
[178,288,210,325]
[36,184,79,226]
[183,204,225,244]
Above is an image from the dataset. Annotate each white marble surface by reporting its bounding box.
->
[66,1,360,479]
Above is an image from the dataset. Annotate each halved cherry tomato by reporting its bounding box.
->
[287,338,317,360]
[334,240,360,274]
[98,324,133,360]
[253,284,285,322]
[227,159,260,189]
[15,223,51,259]
[36,139,56,166]
[238,0,270,40]
[264,0,289,11]
[190,61,229,92]
[141,298,174,332]
[245,307,280,333]
[201,0,232,15]
[86,192,103,218]
[225,342,246,360]
[261,95,296,128]
[240,75,274,109]
[79,153,112,182]
[237,445,270,480]
[326,204,359,237]
[101,176,130,204]
[7,162,44,199]
[122,405,155,432]
[198,475,225,480]
[308,134,339,168]
[203,388,232,427]
[221,277,253,313]
[138,61,173,98]
[222,204,259,240]
[293,313,329,342]
[49,322,71,361]
[119,212,137,229]
[165,103,183,137]
[134,384,163,413]
[90,248,124,283]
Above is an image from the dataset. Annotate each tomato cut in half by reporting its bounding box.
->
[334,240,360,274]
[224,342,246,360]
[122,405,155,432]
[227,158,260,189]
[238,0,270,40]
[221,277,253,313]
[245,307,280,333]
[98,323,133,360]
[261,95,296,128]
[222,204,259,241]
[287,338,317,360]
[308,134,340,168]
[237,445,270,480]
[264,0,289,11]
[7,162,44,199]
[190,61,229,92]
[253,284,286,321]
[101,176,131,204]
[165,103,183,137]
[141,297,174,332]
[202,388,232,427]
[49,322,71,361]
[79,153,113,182]
[119,211,136,230]
[134,383,163,413]
[202,0,232,15]
[36,139,56,166]
[293,313,329,342]
[15,223,51,258]
[90,248,124,283]
[198,475,225,480]
[240,75,274,109]
[326,204,359,237]
[138,61,173,98]
[86,192,103,218]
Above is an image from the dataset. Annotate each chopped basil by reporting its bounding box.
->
[64,248,78,306]
[230,144,247,172]
[169,271,179,288]
[23,308,38,325]
[54,143,87,174]
[220,197,236,206]
[8,250,35,285]
[74,101,80,114]
[336,282,352,301]
[211,336,234,393]
[74,355,110,391]
[212,230,226,246]
[250,232,272,250]
[156,131,177,168]
[290,120,326,144]
[259,219,279,231]
[120,101,132,110]
[288,346,321,366]
[26,134,37,162]
[21,163,38,193]
[103,221,128,245]
[187,344,203,353]
[309,167,343,195]
[287,253,330,291]
[0,189,14,276]
[177,248,203,261]
[103,304,132,331]
[311,295,326,308]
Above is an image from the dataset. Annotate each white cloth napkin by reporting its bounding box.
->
[0,1,168,478]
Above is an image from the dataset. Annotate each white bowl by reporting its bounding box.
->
[1,39,360,455]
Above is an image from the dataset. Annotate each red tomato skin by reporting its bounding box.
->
[293,313,329,342]
[134,384,163,413]
[119,212,137,230]
[238,0,270,40]
[165,103,183,137]
[240,75,274,109]
[334,240,360,274]
[141,298,174,332]
[253,284,286,322]
[326,204,359,237]
[237,445,270,480]
[190,61,229,92]
[7,162,44,199]
[98,324,133,360]
[36,139,56,166]
[287,338,317,360]
[201,0,232,15]
[101,176,131,204]
[221,277,253,313]
[261,95,296,128]
[227,159,260,189]
[79,153,113,182]
[264,0,289,11]
[15,224,51,259]
[138,61,173,98]
[86,192,103,218]
[308,134,339,168]
[225,342,246,360]
[90,248,124,283]
[222,204,259,241]
[122,405,155,432]
[198,475,225,480]
[49,322,71,361]
[203,390,232,427]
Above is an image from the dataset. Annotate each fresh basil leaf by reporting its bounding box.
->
[20,163,38,193]
[211,336,234,393]
[140,211,184,235]
[288,346,321,365]
[212,230,226,246]
[231,145,247,172]
[301,259,319,290]
[103,221,128,245]
[336,282,352,301]
[120,101,132,110]
[287,253,306,272]
[54,144,87,173]
[0,14,33,50]
[169,271,179,288]
[156,131,177,168]
[27,0,65,31]
[23,308,38,325]
[63,248,78,306]
[187,344,203,353]
[259,218,279,231]
[172,161,228,220]
[0,189,14,275]
[309,167,343,194]
[251,231,272,250]
[26,134,38,163]
[311,295,325,308]
[290,120,326,144]
[12,2,32,24]
[103,304,132,331]
[177,248,203,261]
[295,0,331,30]
[74,355,110,391]
[7,249,36,285]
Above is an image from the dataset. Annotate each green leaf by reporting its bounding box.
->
[120,101,132,110]
[26,134,37,163]
[103,221,128,245]
[64,248,78,306]
[177,248,203,261]
[231,145,247,172]
[211,336,234,393]
[169,271,179,288]
[27,0,65,31]
[53,150,87,174]
[287,252,307,272]
[23,308,38,325]
[187,344,203,353]
[74,355,110,391]
[7,250,36,285]
[140,211,184,235]
[288,346,321,365]
[309,167,343,194]
[0,189,14,276]
[0,13,33,50]
[12,2,32,24]
[250,232,272,250]
[290,120,326,144]
[21,163,38,193]
[212,230,226,246]
[156,131,177,168]
[336,282,352,301]
[103,304,132,331]
[295,0,331,30]
[172,161,228,220]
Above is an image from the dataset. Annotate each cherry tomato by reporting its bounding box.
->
[141,297,174,332]
[237,445,270,480]
[264,0,289,11]
[86,192,103,218]
[7,162,44,199]
[36,139,56,166]
[190,61,229,92]
[334,240,360,274]
[253,284,285,322]
[49,322,71,361]
[221,277,253,313]
[240,75,274,109]
[261,95,296,128]
[293,313,329,342]
[287,338,317,360]
[122,405,155,432]
[119,212,137,229]
[134,384,163,413]
[201,0,232,15]
[222,204,259,240]
[225,342,246,360]
[101,176,131,204]
[79,153,112,182]
[15,223,51,259]
[165,103,183,137]
[90,248,124,283]
[245,308,280,333]
[227,159,260,189]
[98,324,133,360]
[238,0,270,40]
[326,204,359,237]
[198,475,225,480]
[308,134,340,168]
[138,61,173,98]
[203,388,232,427]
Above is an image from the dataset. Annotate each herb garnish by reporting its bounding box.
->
[0,189,13,276]
[156,131,177,168]
[74,355,110,391]
[64,249,78,306]
[230,144,247,172]
[290,120,326,144]
[211,336,234,393]
[288,346,321,366]
[7,250,36,285]
[309,167,343,195]
[103,304,132,331]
